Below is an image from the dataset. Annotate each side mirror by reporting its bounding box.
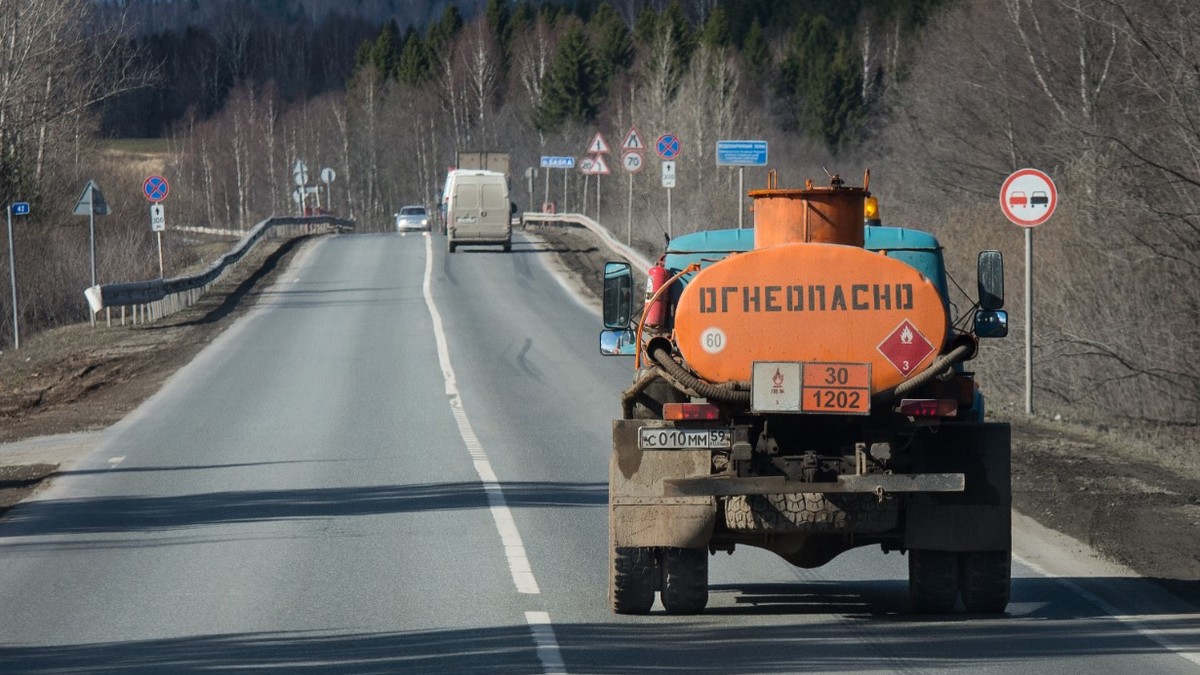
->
[975,309,1008,338]
[603,261,633,329]
[599,329,637,355]
[977,251,1004,310]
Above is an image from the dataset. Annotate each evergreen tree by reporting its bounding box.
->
[778,16,864,150]
[591,3,633,85]
[701,4,731,48]
[428,4,464,52]
[397,31,433,85]
[486,0,513,67]
[371,20,402,80]
[536,20,603,131]
[633,8,658,46]
[662,0,696,74]
[742,17,767,73]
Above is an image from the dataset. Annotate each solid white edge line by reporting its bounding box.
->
[1014,553,1200,666]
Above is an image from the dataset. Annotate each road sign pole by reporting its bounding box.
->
[156,232,165,279]
[89,203,96,327]
[627,172,633,245]
[597,174,601,223]
[544,170,550,209]
[6,205,17,349]
[563,169,568,213]
[667,187,673,239]
[1025,227,1033,415]
[738,167,745,230]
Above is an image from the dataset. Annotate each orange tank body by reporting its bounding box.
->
[673,243,948,394]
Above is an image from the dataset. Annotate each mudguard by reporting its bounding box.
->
[610,420,716,549]
[904,422,1011,551]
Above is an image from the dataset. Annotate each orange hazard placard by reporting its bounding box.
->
[801,363,871,414]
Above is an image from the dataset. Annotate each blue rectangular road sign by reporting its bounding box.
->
[540,156,576,169]
[11,202,30,216]
[716,140,768,166]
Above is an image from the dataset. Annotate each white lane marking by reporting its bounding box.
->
[525,611,566,675]
[421,235,539,595]
[107,456,125,468]
[1015,553,1200,666]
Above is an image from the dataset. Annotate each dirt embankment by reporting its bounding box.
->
[0,225,1197,597]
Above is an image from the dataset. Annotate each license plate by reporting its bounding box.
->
[638,427,732,450]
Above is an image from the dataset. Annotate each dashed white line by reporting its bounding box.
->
[107,456,125,468]
[525,611,567,675]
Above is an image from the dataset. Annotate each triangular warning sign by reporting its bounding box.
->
[591,154,611,175]
[621,127,644,150]
[73,180,109,216]
[587,132,610,155]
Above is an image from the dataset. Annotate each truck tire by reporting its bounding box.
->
[502,240,512,253]
[447,239,457,253]
[610,546,657,614]
[959,550,1011,613]
[660,547,708,614]
[909,549,959,613]
[632,378,688,420]
[723,492,898,533]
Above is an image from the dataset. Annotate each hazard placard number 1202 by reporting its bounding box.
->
[800,363,871,414]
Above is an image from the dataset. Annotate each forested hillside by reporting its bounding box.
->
[1,0,1196,429]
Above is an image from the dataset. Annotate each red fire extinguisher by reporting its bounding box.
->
[644,262,668,328]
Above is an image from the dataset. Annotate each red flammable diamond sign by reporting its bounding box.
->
[877,319,935,377]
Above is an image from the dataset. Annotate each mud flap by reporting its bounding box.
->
[610,420,716,549]
[904,422,1011,552]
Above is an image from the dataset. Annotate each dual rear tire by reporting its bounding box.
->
[610,546,709,615]
[909,549,1011,613]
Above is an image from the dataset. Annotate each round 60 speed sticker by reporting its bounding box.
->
[700,327,726,354]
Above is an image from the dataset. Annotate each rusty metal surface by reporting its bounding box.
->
[663,473,965,497]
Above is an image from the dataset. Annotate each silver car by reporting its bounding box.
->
[394,205,429,232]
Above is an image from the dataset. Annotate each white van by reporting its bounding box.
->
[443,169,512,253]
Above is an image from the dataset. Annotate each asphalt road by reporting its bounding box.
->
[0,231,1195,673]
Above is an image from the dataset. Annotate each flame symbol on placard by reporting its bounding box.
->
[773,369,785,386]
[900,325,914,345]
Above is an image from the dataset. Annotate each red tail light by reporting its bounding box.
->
[897,399,958,417]
[663,403,721,421]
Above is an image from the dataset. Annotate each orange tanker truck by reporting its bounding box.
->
[599,171,1011,615]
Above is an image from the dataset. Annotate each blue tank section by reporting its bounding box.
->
[665,226,948,299]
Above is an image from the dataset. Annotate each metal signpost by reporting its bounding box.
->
[73,180,109,326]
[621,127,643,244]
[656,134,681,238]
[586,133,610,222]
[144,175,170,278]
[320,167,336,212]
[1000,168,1057,415]
[539,156,575,211]
[292,161,308,215]
[6,201,29,348]
[716,140,769,229]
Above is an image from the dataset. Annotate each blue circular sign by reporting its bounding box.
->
[143,175,169,202]
[655,134,681,160]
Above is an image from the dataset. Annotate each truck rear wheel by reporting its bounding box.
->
[610,546,657,614]
[959,550,1011,613]
[909,549,959,613]
[660,547,708,614]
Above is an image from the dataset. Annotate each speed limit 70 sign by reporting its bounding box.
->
[621,151,643,173]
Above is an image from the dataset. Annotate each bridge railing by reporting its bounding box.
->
[520,212,652,270]
[83,215,354,325]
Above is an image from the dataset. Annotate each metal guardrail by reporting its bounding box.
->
[83,215,354,324]
[520,212,652,271]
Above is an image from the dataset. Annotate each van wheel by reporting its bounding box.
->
[502,241,511,253]
[447,240,456,253]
